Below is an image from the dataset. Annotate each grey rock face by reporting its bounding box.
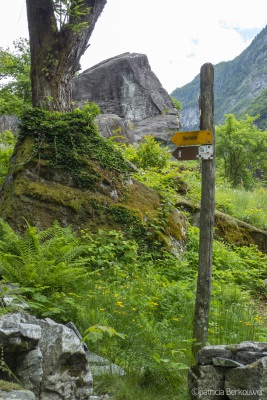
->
[0,316,41,352]
[1,53,181,146]
[225,357,267,400]
[0,390,36,399]
[87,351,126,376]
[179,106,199,131]
[94,114,132,143]
[15,348,43,395]
[73,53,176,121]
[212,357,244,368]
[197,345,233,365]
[131,114,181,145]
[0,115,20,134]
[188,364,225,400]
[73,53,180,145]
[0,313,93,400]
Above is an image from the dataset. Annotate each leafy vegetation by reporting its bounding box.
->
[0,218,265,399]
[0,130,16,185]
[122,134,170,171]
[0,38,31,116]
[0,124,266,399]
[216,114,267,189]
[242,88,267,130]
[0,8,265,400]
[0,58,266,396]
[18,105,132,190]
[215,185,267,229]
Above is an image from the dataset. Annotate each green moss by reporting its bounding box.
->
[8,137,37,175]
[166,208,186,242]
[0,107,188,252]
[124,180,161,217]
[0,380,23,391]
[215,211,263,248]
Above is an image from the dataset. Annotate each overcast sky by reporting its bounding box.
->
[1,0,267,93]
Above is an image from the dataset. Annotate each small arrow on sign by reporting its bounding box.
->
[171,130,212,146]
[172,146,199,161]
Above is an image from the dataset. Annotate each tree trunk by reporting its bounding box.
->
[25,0,107,111]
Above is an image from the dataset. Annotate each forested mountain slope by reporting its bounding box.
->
[171,25,267,130]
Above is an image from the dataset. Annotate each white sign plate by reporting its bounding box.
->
[197,145,213,160]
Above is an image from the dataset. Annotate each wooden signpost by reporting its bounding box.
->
[171,63,215,358]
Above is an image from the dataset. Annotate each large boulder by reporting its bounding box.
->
[73,52,180,145]
[0,112,186,249]
[0,313,93,400]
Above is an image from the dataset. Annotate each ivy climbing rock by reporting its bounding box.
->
[0,107,186,252]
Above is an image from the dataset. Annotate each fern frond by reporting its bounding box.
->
[62,245,90,264]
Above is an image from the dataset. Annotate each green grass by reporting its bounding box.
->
[216,185,267,229]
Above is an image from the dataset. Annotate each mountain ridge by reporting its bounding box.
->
[171,25,267,130]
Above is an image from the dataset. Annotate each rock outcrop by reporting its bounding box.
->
[0,313,93,400]
[176,199,267,254]
[73,52,180,145]
[0,108,186,250]
[188,341,267,400]
[0,390,36,399]
[0,115,20,135]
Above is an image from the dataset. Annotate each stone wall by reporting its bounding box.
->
[188,342,267,400]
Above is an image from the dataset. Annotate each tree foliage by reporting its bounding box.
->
[243,88,267,130]
[122,135,170,171]
[216,114,267,189]
[0,130,16,185]
[0,39,31,115]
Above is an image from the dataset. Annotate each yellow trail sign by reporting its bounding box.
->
[171,130,212,146]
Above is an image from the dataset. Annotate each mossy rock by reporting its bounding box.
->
[0,109,186,250]
[215,210,267,252]
[176,199,267,253]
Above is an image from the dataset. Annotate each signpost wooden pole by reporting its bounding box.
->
[192,63,215,357]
